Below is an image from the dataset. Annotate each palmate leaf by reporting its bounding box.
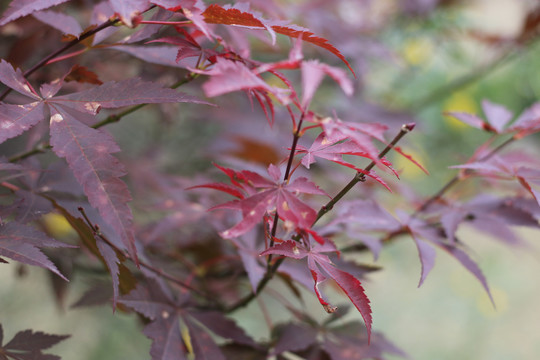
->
[260,239,372,341]
[51,78,210,114]
[401,210,496,304]
[0,0,71,26]
[0,323,69,360]
[301,59,353,109]
[446,100,513,133]
[201,164,327,239]
[446,100,540,137]
[452,155,540,207]
[49,105,138,261]
[120,282,185,360]
[1,60,211,261]
[0,59,209,145]
[295,133,396,190]
[184,317,225,360]
[0,222,75,280]
[195,57,291,104]
[201,4,355,74]
[0,59,41,99]
[144,316,186,360]
[121,282,255,360]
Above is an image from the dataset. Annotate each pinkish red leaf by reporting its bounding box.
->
[271,24,355,76]
[301,60,353,109]
[445,111,490,131]
[482,100,513,133]
[33,9,82,36]
[318,261,372,342]
[509,102,540,137]
[187,183,245,199]
[206,166,324,238]
[197,58,290,104]
[259,240,308,259]
[0,0,70,26]
[201,4,354,74]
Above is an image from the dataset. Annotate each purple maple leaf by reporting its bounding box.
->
[0,61,211,261]
[0,222,76,280]
[452,154,540,207]
[0,0,71,26]
[33,10,82,36]
[120,281,254,360]
[0,323,70,360]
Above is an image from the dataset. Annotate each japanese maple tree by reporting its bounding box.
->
[0,0,539,359]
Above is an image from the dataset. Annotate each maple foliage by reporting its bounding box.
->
[1,0,540,359]
[0,323,69,360]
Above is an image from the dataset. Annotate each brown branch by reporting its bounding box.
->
[315,123,416,222]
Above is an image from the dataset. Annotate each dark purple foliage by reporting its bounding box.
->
[0,1,539,359]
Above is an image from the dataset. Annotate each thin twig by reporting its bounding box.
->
[0,5,161,101]
[0,19,118,101]
[268,113,306,252]
[8,72,200,163]
[227,123,415,312]
[76,207,220,306]
[413,135,515,215]
[316,123,416,222]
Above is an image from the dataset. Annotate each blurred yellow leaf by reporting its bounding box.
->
[402,37,433,65]
[443,91,478,130]
[42,212,75,238]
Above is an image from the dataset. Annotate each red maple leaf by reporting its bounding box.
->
[260,238,372,342]
[190,164,328,238]
[201,4,355,75]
